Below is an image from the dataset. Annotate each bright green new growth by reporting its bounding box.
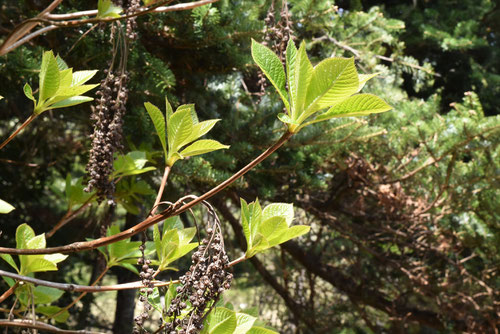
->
[153,216,198,271]
[97,0,123,18]
[144,98,229,166]
[201,307,278,334]
[24,51,98,115]
[0,198,15,214]
[251,39,392,133]
[240,199,310,258]
[0,224,67,276]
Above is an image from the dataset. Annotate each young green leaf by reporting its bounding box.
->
[304,57,359,116]
[58,68,73,88]
[71,70,98,86]
[165,96,174,120]
[97,0,123,18]
[202,307,237,334]
[277,113,299,126]
[285,39,298,111]
[316,93,392,121]
[179,139,229,157]
[268,225,311,247]
[259,216,288,241]
[247,327,279,334]
[0,198,15,214]
[37,306,70,323]
[144,102,168,160]
[357,72,379,92]
[184,119,220,144]
[50,96,94,109]
[167,108,193,155]
[289,41,313,121]
[113,151,156,178]
[38,51,60,104]
[240,198,252,249]
[55,54,69,70]
[0,254,19,272]
[251,39,290,112]
[176,104,198,125]
[262,203,294,225]
[234,312,257,334]
[16,223,35,249]
[23,83,35,102]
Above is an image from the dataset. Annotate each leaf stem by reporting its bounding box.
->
[0,114,37,150]
[0,131,294,255]
[227,255,247,268]
[151,165,171,216]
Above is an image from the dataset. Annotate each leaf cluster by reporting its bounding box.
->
[240,199,310,258]
[145,98,229,166]
[251,39,391,133]
[24,51,98,115]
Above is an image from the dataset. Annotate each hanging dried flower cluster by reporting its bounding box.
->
[164,206,233,334]
[84,69,128,203]
[134,239,155,334]
[85,0,139,203]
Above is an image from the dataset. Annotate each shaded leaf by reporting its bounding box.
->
[37,306,69,323]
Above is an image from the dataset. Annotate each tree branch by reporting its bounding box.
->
[0,269,175,293]
[0,131,293,255]
[0,319,103,334]
[0,0,219,56]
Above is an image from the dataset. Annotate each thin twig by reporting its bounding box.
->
[0,0,219,56]
[0,114,37,150]
[0,269,175,292]
[0,319,104,334]
[0,0,62,56]
[0,131,293,255]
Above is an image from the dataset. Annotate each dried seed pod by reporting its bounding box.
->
[163,202,233,333]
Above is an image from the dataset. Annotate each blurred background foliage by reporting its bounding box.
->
[0,0,498,333]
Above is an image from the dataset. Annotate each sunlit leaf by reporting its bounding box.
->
[0,198,15,214]
[144,102,168,160]
[39,51,60,104]
[251,39,290,112]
